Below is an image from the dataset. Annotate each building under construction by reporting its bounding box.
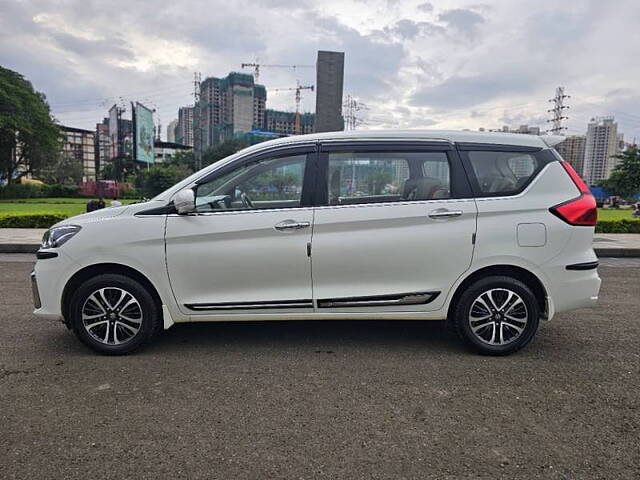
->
[192,50,345,154]
[196,72,267,151]
[266,110,314,135]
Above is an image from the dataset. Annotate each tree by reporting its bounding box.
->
[137,164,191,197]
[167,149,195,172]
[38,152,84,184]
[202,138,250,168]
[599,145,640,199]
[0,66,61,184]
[100,156,138,182]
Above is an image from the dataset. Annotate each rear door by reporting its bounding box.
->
[310,141,477,313]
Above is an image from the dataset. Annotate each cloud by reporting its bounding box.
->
[1,0,639,142]
[417,2,434,13]
[381,19,446,40]
[437,8,485,39]
[410,70,537,110]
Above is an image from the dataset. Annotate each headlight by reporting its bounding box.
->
[41,225,82,249]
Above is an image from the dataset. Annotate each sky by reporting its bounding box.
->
[2,0,640,142]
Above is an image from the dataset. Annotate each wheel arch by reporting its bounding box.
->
[447,264,548,321]
[61,263,163,325]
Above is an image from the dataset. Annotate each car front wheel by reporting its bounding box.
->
[69,273,161,355]
[451,275,540,355]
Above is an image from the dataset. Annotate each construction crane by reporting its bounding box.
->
[270,82,314,135]
[241,62,314,83]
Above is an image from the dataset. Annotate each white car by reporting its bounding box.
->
[32,130,601,355]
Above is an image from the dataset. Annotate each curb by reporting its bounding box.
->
[594,248,640,258]
[0,244,40,254]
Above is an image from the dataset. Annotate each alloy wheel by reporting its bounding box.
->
[468,288,528,346]
[81,287,143,345]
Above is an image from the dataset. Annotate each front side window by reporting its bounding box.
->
[195,154,307,212]
[326,151,451,205]
[467,151,539,195]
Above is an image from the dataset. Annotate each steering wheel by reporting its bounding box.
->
[240,192,254,209]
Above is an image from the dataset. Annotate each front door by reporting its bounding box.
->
[310,142,477,313]
[165,147,316,315]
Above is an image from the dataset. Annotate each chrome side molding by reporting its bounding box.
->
[185,299,313,311]
[317,291,440,308]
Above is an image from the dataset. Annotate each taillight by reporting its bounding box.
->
[549,161,598,226]
[559,161,590,193]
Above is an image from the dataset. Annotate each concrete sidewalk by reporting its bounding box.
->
[0,228,47,253]
[0,228,639,257]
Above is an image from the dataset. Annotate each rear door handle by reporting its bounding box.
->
[428,209,463,219]
[274,220,311,231]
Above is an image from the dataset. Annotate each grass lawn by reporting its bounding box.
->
[0,198,138,216]
[597,208,635,221]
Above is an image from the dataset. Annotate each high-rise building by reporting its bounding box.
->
[314,51,344,133]
[176,107,194,147]
[583,117,621,185]
[60,126,96,182]
[167,119,178,143]
[266,109,314,136]
[196,72,266,151]
[95,119,111,177]
[556,135,586,177]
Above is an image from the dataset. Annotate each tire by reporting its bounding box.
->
[450,275,539,356]
[69,273,161,355]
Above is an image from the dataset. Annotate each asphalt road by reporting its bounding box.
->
[1,256,639,479]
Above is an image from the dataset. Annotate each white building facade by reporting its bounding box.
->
[583,117,621,185]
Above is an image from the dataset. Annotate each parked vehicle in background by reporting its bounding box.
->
[31,130,601,355]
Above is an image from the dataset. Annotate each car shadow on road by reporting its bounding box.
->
[148,319,463,355]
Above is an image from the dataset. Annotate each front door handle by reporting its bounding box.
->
[274,220,311,231]
[428,209,463,219]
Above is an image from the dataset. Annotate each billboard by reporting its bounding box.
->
[108,105,119,159]
[135,102,154,164]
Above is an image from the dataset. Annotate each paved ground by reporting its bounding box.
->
[1,256,639,479]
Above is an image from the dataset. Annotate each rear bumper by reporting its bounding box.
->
[545,264,601,317]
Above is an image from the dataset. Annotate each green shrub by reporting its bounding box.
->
[596,219,640,234]
[0,183,46,199]
[120,187,139,199]
[44,184,81,197]
[0,213,68,228]
[0,182,83,199]
[136,164,191,197]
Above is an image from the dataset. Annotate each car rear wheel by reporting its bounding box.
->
[69,273,161,355]
[451,275,540,355]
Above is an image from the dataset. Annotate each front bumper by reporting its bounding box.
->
[32,249,76,322]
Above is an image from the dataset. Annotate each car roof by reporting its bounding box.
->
[244,129,563,151]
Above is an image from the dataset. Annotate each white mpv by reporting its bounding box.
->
[32,130,601,355]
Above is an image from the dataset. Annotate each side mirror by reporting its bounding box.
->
[174,189,195,214]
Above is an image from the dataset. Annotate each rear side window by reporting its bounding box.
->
[326,151,451,205]
[467,151,539,196]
